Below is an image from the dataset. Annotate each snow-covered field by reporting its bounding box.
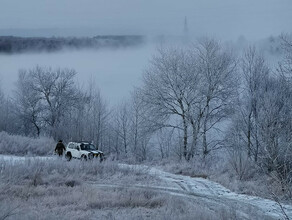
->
[132,165,292,219]
[0,155,291,219]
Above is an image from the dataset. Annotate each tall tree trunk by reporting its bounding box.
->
[203,122,207,155]
[188,114,201,160]
[35,124,40,137]
[203,101,210,156]
[247,111,252,157]
[254,108,259,162]
[182,114,188,160]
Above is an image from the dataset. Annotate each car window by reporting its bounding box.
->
[80,144,96,151]
[68,143,74,149]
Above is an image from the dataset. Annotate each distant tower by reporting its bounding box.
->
[183,16,189,43]
[184,16,189,36]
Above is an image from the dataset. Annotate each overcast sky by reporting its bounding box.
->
[0,0,292,39]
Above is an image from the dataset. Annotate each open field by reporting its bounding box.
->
[1,156,291,220]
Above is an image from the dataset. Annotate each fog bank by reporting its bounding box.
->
[0,45,155,105]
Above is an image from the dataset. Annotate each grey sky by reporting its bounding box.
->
[0,0,291,39]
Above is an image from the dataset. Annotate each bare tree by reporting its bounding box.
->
[12,66,82,139]
[156,127,175,159]
[128,90,153,161]
[114,101,131,155]
[278,33,292,77]
[226,44,292,193]
[14,70,43,136]
[86,85,109,151]
[140,47,198,160]
[0,91,17,134]
[241,47,269,161]
[66,80,111,151]
[257,76,292,193]
[28,66,79,138]
[196,39,237,156]
[225,113,251,180]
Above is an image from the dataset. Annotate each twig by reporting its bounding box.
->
[271,192,290,220]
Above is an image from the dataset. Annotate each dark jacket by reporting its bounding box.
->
[55,142,66,153]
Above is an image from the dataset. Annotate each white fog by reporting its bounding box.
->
[0,44,155,105]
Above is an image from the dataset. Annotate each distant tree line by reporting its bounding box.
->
[0,34,292,194]
[0,35,144,53]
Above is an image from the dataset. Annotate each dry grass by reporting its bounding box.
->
[0,131,55,156]
[0,157,246,220]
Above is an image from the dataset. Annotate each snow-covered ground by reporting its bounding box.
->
[113,164,292,219]
[0,155,54,164]
[151,166,292,219]
[1,155,291,219]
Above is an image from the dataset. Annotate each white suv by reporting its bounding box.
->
[65,141,104,161]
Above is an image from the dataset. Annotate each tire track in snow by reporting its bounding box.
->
[86,182,257,220]
[1,156,291,219]
[119,164,292,219]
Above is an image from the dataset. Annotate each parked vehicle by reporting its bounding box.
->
[65,141,104,161]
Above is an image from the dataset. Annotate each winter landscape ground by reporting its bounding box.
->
[1,155,291,220]
[1,1,292,219]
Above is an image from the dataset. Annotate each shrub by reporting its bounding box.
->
[0,131,55,156]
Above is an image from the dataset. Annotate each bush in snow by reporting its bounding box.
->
[0,131,55,156]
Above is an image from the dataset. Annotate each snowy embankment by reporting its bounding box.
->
[149,166,292,219]
[1,155,291,219]
[111,164,292,219]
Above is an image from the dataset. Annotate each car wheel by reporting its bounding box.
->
[100,154,104,162]
[66,152,72,161]
[88,153,94,160]
[81,155,87,161]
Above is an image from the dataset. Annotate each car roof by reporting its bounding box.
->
[68,141,92,144]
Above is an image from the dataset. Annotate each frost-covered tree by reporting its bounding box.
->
[0,84,17,134]
[114,101,131,155]
[28,66,80,138]
[84,84,109,151]
[278,34,292,77]
[139,40,237,159]
[129,90,153,161]
[241,47,269,161]
[13,66,82,139]
[225,45,292,193]
[140,47,198,160]
[14,70,43,136]
[195,39,237,156]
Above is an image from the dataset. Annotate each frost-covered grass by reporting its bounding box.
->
[0,131,289,203]
[154,153,289,203]
[0,132,55,156]
[0,158,242,220]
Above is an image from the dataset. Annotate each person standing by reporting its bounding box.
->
[55,140,66,156]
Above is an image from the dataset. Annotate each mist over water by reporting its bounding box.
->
[0,44,155,105]
[0,0,291,104]
[0,35,285,105]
